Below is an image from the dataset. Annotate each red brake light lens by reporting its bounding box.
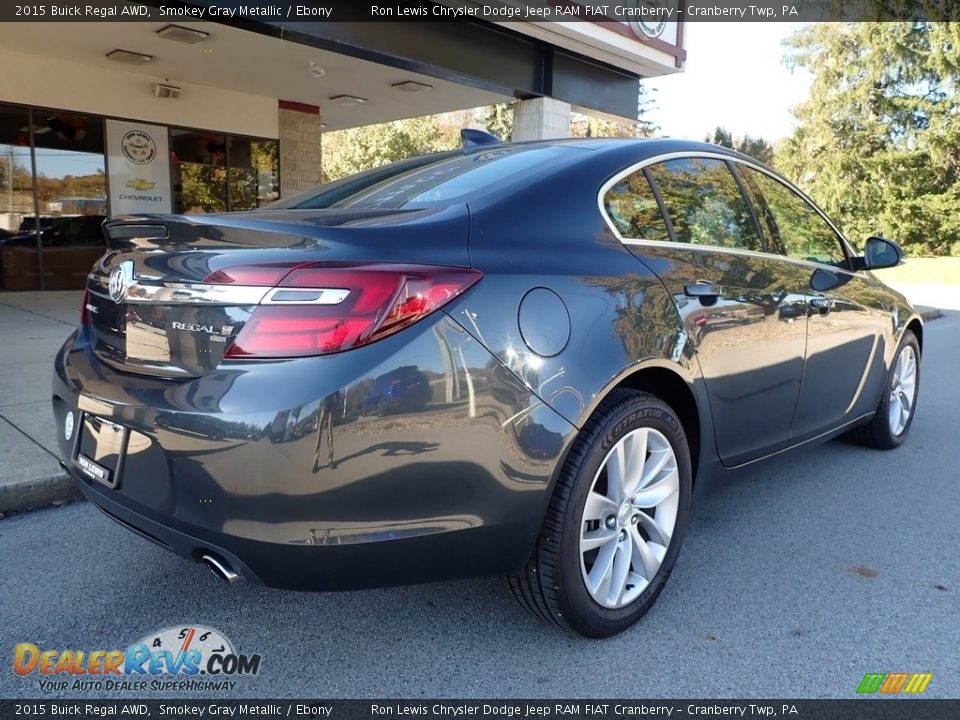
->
[221,263,481,359]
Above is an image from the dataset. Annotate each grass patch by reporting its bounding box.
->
[872,257,960,286]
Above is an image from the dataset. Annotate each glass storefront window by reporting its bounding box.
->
[0,104,40,290]
[1,104,108,290]
[172,129,228,214]
[0,107,33,234]
[228,138,279,211]
[172,130,278,214]
[31,109,107,290]
[1,103,279,290]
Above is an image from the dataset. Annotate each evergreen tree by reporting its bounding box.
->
[480,102,514,142]
[705,126,774,165]
[777,23,960,256]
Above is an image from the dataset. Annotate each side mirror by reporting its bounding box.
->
[862,236,904,270]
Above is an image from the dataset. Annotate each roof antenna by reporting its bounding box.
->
[461,128,501,148]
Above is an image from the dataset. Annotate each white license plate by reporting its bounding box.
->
[73,414,128,489]
[76,453,111,485]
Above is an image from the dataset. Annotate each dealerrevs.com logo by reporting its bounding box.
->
[13,625,262,693]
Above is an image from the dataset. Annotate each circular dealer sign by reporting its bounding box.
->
[120,130,156,165]
[630,21,667,39]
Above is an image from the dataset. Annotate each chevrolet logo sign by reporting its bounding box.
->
[125,178,156,191]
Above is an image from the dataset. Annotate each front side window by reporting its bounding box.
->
[741,166,846,266]
[603,171,670,242]
[646,158,763,252]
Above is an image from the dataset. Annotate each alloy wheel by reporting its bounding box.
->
[579,427,680,609]
[888,344,918,436]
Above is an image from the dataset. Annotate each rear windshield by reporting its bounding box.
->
[270,145,571,210]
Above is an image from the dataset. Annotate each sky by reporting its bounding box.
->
[642,22,813,143]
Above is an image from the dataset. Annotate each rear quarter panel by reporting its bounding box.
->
[442,147,713,484]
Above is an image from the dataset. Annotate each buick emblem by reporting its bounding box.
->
[108,264,130,304]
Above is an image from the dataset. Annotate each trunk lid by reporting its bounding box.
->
[85,206,470,377]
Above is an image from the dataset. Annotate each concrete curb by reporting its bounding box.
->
[917,306,942,322]
[0,470,81,517]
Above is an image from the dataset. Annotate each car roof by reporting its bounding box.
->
[506,136,758,164]
[267,136,771,215]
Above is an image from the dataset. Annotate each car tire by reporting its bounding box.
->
[847,330,920,450]
[509,389,692,637]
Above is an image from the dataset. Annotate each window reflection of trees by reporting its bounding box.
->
[583,273,686,362]
[647,158,763,252]
[604,173,670,241]
[173,133,278,214]
[741,167,845,266]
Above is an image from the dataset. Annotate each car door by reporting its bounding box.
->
[737,165,889,440]
[603,156,809,465]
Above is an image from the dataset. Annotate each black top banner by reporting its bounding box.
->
[1,700,959,720]
[2,0,958,23]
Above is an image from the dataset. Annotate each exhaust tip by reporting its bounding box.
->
[201,553,240,584]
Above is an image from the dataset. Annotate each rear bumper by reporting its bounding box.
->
[66,461,525,590]
[65,462,264,585]
[52,314,577,591]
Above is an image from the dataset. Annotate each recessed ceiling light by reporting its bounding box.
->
[309,61,326,78]
[156,24,210,44]
[330,95,367,107]
[391,81,432,93]
[106,49,154,65]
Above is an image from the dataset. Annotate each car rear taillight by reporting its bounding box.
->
[80,288,91,325]
[206,263,481,359]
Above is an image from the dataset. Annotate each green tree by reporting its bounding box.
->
[479,102,514,142]
[570,113,655,139]
[777,22,960,256]
[736,136,774,165]
[706,126,734,148]
[321,115,459,181]
[705,126,774,165]
[321,87,658,182]
[179,163,227,213]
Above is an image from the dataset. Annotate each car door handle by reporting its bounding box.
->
[684,282,721,299]
[810,295,834,314]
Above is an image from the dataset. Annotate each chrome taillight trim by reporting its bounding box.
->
[261,288,351,305]
[88,282,350,306]
[89,282,273,305]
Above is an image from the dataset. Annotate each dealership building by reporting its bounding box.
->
[0,4,685,290]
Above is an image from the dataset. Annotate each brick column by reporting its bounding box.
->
[511,97,571,141]
[278,100,323,198]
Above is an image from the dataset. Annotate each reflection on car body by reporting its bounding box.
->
[53,137,922,637]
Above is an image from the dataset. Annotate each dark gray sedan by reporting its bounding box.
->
[53,138,921,637]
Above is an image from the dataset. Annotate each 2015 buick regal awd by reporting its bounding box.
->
[53,138,921,637]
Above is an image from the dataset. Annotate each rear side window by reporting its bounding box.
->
[647,158,763,252]
[603,171,671,241]
[740,166,846,266]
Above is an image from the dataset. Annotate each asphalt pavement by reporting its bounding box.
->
[1,312,957,700]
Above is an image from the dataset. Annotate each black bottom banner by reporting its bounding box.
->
[1,700,957,720]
